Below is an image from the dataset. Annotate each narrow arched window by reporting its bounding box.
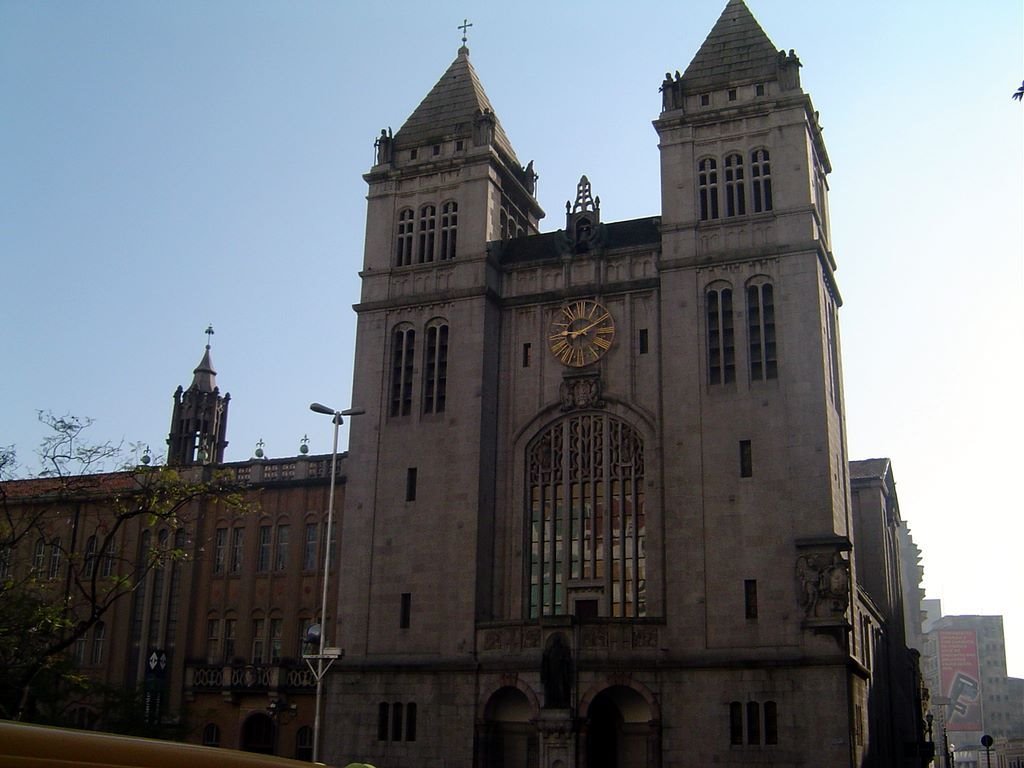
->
[83,535,97,579]
[417,205,436,263]
[389,327,415,417]
[724,153,745,217]
[423,322,449,414]
[751,149,773,212]
[748,280,777,380]
[100,535,116,578]
[440,201,458,260]
[48,537,62,580]
[395,209,414,266]
[90,621,105,665]
[706,286,735,385]
[32,539,45,574]
[698,158,719,220]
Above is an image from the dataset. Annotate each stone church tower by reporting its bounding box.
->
[329,3,896,766]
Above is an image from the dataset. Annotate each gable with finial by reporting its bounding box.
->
[565,175,603,254]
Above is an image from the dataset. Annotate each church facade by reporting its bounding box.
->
[326,2,926,767]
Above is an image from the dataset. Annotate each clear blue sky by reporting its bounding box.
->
[3,1,1022,676]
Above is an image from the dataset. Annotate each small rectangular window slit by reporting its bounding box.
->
[406,467,417,501]
[740,440,752,478]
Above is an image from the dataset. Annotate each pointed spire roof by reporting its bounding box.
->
[681,0,780,92]
[189,345,217,393]
[394,46,520,164]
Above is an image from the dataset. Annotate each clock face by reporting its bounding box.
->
[548,299,615,368]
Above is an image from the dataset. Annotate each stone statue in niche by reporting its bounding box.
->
[796,551,850,618]
[541,633,573,709]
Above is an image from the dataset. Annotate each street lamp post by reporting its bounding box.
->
[306,402,363,764]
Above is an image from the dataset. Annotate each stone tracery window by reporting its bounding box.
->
[440,201,458,260]
[395,208,414,266]
[422,321,448,414]
[698,157,719,221]
[751,149,773,213]
[527,414,646,619]
[724,153,746,217]
[389,326,415,417]
[706,284,735,385]
[417,205,436,263]
[747,279,777,381]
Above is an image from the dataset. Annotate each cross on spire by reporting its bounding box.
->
[205,324,215,348]
[458,18,473,46]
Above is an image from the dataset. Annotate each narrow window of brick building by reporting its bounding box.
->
[400,593,411,628]
[700,93,710,106]
[744,579,758,619]
[755,83,765,96]
[728,88,737,101]
[230,528,244,573]
[639,328,649,354]
[740,440,752,478]
[377,703,389,741]
[213,527,227,574]
[522,342,532,368]
[406,468,417,502]
[257,525,271,572]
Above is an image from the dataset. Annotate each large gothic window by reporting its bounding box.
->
[422,322,448,414]
[706,285,735,385]
[440,201,458,260]
[747,280,777,381]
[389,326,415,417]
[527,414,646,619]
[751,149,773,213]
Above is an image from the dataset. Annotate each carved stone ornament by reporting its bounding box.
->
[559,374,605,412]
[795,550,850,619]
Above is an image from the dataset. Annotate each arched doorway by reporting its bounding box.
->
[481,686,539,768]
[585,686,653,768]
[241,712,275,754]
